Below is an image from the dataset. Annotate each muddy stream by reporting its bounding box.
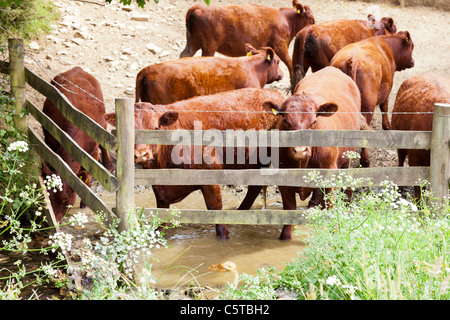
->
[63,185,308,291]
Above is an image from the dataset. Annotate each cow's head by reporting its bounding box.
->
[245,44,283,84]
[379,17,396,34]
[394,31,415,71]
[42,162,77,221]
[263,94,337,162]
[105,104,179,167]
[292,1,315,31]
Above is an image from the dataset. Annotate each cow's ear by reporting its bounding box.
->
[265,47,276,62]
[316,102,338,117]
[159,111,179,127]
[404,31,411,44]
[104,112,116,127]
[387,17,394,28]
[263,101,282,116]
[78,169,90,184]
[245,43,258,56]
[293,0,303,13]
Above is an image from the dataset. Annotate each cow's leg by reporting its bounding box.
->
[78,169,91,209]
[201,47,216,57]
[398,149,407,167]
[278,186,296,240]
[274,42,294,82]
[100,145,115,173]
[360,93,378,168]
[379,99,391,130]
[238,185,264,210]
[307,188,323,208]
[201,185,228,240]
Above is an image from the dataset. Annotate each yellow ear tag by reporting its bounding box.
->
[246,51,252,57]
[267,54,271,61]
[272,108,278,115]
[297,9,301,13]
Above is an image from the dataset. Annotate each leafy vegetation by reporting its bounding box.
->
[0,0,59,42]
[223,166,450,300]
[107,0,211,9]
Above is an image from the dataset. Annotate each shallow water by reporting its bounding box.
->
[75,185,309,290]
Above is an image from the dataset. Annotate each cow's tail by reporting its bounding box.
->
[180,6,196,58]
[135,71,143,103]
[291,28,312,93]
[345,56,358,82]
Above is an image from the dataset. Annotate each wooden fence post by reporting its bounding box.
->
[430,103,450,207]
[115,98,136,232]
[8,38,26,132]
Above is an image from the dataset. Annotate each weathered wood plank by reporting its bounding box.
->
[8,39,26,131]
[114,98,136,231]
[430,103,450,206]
[134,129,432,149]
[29,126,117,227]
[24,66,118,152]
[26,100,119,193]
[135,166,430,187]
[135,208,308,225]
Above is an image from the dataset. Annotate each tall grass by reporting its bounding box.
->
[224,166,450,300]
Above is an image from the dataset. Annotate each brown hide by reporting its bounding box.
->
[179,0,315,82]
[105,88,285,240]
[136,44,283,105]
[243,67,367,240]
[291,17,397,90]
[331,31,415,166]
[391,73,450,200]
[42,67,114,221]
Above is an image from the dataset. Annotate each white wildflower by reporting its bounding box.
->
[44,174,63,193]
[48,231,73,253]
[7,141,29,153]
[69,212,89,228]
[325,275,342,286]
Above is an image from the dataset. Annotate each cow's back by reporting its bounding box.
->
[154,88,286,169]
[44,67,106,154]
[392,73,450,133]
[294,66,361,130]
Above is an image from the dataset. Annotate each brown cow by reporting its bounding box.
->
[291,16,397,90]
[331,31,415,167]
[105,88,286,240]
[124,88,285,166]
[136,44,283,105]
[391,73,450,200]
[42,67,114,221]
[179,0,315,83]
[244,67,370,240]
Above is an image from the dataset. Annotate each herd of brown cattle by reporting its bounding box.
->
[42,1,450,240]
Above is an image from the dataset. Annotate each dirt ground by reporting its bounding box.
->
[23,0,450,171]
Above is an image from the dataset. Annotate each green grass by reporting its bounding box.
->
[0,0,60,42]
[223,177,450,300]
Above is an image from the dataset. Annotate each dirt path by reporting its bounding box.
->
[24,0,450,169]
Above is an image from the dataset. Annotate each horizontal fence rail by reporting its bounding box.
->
[135,129,432,149]
[134,167,430,187]
[26,99,119,192]
[29,127,116,226]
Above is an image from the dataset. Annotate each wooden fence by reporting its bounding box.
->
[1,39,120,228]
[2,39,450,232]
